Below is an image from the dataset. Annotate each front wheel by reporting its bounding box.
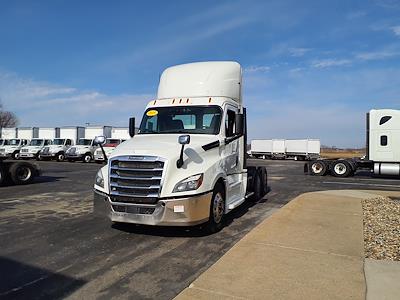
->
[82,154,92,163]
[12,152,19,160]
[204,184,225,234]
[57,153,65,162]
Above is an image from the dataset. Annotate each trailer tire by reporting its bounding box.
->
[309,161,327,176]
[204,183,225,234]
[332,160,352,177]
[0,164,6,186]
[9,162,36,185]
[57,153,65,162]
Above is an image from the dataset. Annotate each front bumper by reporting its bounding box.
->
[0,152,11,158]
[40,152,57,158]
[66,153,84,159]
[19,152,36,158]
[93,190,212,226]
[94,155,105,161]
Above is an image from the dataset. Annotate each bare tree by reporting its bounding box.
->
[0,100,19,128]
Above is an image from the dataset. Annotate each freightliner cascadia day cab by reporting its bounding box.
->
[93,61,268,232]
[306,109,400,177]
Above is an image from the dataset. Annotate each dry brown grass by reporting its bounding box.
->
[321,150,365,159]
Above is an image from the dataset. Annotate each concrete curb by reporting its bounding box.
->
[175,190,400,300]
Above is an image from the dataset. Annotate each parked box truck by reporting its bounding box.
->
[93,61,268,233]
[40,126,84,161]
[306,109,400,177]
[66,126,111,163]
[19,138,53,160]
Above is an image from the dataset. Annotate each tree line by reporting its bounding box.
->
[0,100,18,128]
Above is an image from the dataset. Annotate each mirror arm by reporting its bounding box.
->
[176,144,185,168]
[224,133,243,145]
[99,143,108,163]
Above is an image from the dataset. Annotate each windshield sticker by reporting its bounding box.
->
[146,110,158,117]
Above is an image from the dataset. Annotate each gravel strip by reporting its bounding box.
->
[362,196,400,261]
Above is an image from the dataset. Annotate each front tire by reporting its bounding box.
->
[82,154,92,163]
[57,153,65,162]
[12,152,19,160]
[204,184,225,234]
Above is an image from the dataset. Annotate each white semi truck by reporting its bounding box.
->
[40,126,84,161]
[306,109,400,177]
[66,126,112,163]
[93,61,268,232]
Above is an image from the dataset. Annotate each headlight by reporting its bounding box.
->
[95,169,104,188]
[173,173,203,193]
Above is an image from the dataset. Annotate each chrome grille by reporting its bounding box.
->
[21,149,29,153]
[69,147,77,155]
[42,147,50,154]
[109,156,165,204]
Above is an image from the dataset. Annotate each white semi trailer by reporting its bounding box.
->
[93,61,268,233]
[66,126,112,163]
[251,139,320,160]
[40,126,84,161]
[306,109,400,177]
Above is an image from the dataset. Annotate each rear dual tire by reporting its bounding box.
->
[9,162,36,185]
[331,160,352,177]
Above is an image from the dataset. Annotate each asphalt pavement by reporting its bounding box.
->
[0,159,399,299]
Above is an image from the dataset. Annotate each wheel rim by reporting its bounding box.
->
[334,163,347,175]
[84,155,91,162]
[213,192,224,224]
[16,166,31,181]
[15,153,19,159]
[311,162,324,174]
[58,154,64,161]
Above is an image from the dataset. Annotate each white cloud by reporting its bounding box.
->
[391,25,400,36]
[244,65,271,73]
[0,70,153,127]
[288,47,312,57]
[356,49,400,61]
[311,59,352,68]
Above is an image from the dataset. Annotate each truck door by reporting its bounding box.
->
[223,105,242,206]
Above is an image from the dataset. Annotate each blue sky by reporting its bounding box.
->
[0,0,399,147]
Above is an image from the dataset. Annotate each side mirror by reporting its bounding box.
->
[235,113,244,136]
[129,117,136,137]
[177,135,190,168]
[178,135,190,145]
[93,135,106,146]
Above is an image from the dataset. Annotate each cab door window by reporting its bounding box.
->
[225,110,236,137]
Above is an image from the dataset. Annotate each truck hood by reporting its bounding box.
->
[110,134,219,160]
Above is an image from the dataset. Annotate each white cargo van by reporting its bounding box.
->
[93,61,268,232]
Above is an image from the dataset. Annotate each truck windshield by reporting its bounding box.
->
[30,139,44,146]
[5,139,20,146]
[139,106,222,135]
[53,139,65,145]
[78,139,92,146]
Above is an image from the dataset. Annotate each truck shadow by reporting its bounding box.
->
[0,256,85,299]
[0,176,65,187]
[111,186,272,238]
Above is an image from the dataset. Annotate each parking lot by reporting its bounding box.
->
[1,159,399,299]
